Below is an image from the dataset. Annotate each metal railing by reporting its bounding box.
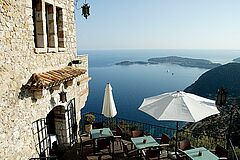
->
[81,112,226,150]
[29,156,57,160]
[229,139,239,160]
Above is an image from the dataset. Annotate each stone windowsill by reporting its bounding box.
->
[35,47,66,54]
[35,48,47,54]
[48,48,57,53]
[58,48,66,52]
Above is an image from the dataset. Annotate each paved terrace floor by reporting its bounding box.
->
[59,139,172,160]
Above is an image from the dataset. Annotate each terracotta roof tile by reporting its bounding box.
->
[24,66,86,90]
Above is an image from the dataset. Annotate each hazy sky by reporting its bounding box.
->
[75,0,240,50]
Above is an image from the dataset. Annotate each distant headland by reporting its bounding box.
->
[115,56,221,69]
[233,57,240,63]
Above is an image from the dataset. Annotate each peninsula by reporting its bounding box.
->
[233,57,240,63]
[115,56,221,69]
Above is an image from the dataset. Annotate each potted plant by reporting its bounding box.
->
[84,113,95,133]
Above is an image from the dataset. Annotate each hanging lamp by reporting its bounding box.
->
[59,86,67,103]
[81,0,90,19]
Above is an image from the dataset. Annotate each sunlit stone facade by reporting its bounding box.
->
[0,0,89,159]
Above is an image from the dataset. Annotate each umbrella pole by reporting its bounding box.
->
[107,117,112,129]
[175,121,179,153]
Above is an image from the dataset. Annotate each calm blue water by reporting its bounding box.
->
[78,49,240,128]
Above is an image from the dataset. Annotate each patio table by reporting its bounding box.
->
[91,127,114,139]
[183,147,219,160]
[90,128,114,157]
[131,135,160,150]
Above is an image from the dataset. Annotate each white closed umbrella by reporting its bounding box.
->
[139,91,220,152]
[102,83,117,118]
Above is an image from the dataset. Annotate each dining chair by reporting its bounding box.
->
[78,131,94,156]
[122,141,141,159]
[156,133,171,157]
[96,138,111,153]
[179,139,192,151]
[131,130,144,149]
[93,122,103,129]
[175,139,193,160]
[152,133,170,154]
[112,125,123,149]
[131,130,144,137]
[144,147,161,160]
[214,144,228,160]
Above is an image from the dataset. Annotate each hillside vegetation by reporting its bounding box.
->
[184,63,240,147]
[185,63,240,99]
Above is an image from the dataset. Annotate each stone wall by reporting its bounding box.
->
[0,0,89,159]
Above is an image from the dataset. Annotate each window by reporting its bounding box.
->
[45,3,55,48]
[33,0,45,48]
[56,7,64,48]
[33,0,65,53]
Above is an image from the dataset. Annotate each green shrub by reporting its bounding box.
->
[84,113,95,124]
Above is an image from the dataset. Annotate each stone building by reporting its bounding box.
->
[0,0,89,159]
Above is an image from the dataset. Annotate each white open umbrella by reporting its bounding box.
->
[102,83,117,118]
[139,91,220,152]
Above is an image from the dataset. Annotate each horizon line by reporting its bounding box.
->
[77,48,240,51]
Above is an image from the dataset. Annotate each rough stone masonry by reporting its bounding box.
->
[0,0,89,159]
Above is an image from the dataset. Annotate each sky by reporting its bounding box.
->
[75,0,240,50]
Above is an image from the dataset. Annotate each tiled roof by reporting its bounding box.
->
[24,66,86,90]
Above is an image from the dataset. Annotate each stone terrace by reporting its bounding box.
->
[59,139,171,160]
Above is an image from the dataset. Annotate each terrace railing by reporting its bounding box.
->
[229,139,239,160]
[81,112,226,150]
[29,157,57,160]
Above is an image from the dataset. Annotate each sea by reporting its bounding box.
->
[77,49,240,129]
